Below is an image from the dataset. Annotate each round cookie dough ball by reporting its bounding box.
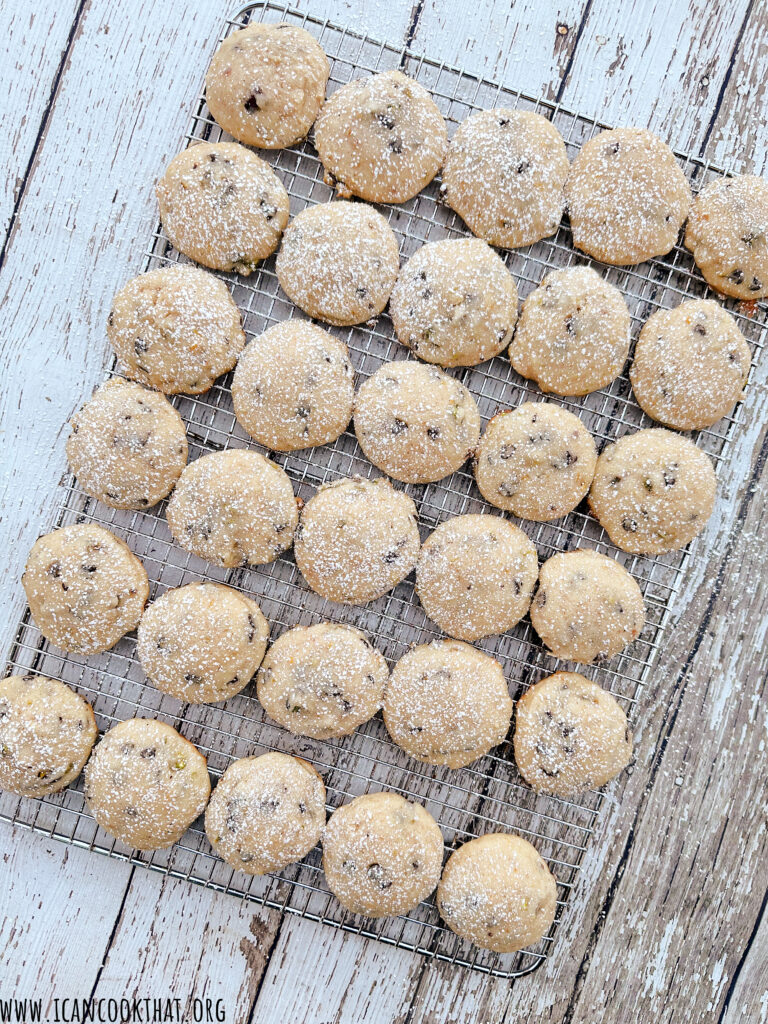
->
[354,361,481,484]
[166,449,298,568]
[107,264,246,395]
[322,792,443,917]
[276,201,400,326]
[314,70,447,204]
[514,672,632,796]
[474,402,597,521]
[565,127,691,265]
[294,476,419,604]
[257,622,388,739]
[630,300,751,430]
[389,238,518,367]
[84,718,210,850]
[530,549,645,663]
[205,752,326,874]
[441,109,569,248]
[0,674,97,797]
[137,583,269,704]
[22,525,149,655]
[383,640,512,769]
[156,141,289,274]
[437,833,557,952]
[588,428,717,554]
[67,379,188,510]
[205,23,329,149]
[232,320,354,451]
[509,265,631,396]
[685,174,768,299]
[415,515,538,641]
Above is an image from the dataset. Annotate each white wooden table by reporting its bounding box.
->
[2,2,767,1021]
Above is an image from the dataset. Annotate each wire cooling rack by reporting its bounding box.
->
[2,0,766,981]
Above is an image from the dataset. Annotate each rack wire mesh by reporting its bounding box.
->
[2,0,766,981]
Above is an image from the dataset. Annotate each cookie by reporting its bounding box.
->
[437,833,557,952]
[166,449,298,568]
[205,752,326,875]
[415,514,538,641]
[137,583,269,704]
[67,378,188,510]
[322,791,443,917]
[514,672,632,796]
[107,265,246,394]
[474,402,597,521]
[389,238,518,367]
[156,141,289,274]
[257,622,388,739]
[0,674,97,798]
[509,265,631,396]
[205,23,329,149]
[383,639,512,769]
[565,127,691,265]
[588,428,717,554]
[22,524,149,655]
[530,549,645,663]
[630,300,751,430]
[440,109,569,248]
[276,201,400,326]
[84,718,210,850]
[294,476,419,604]
[685,174,768,299]
[314,70,447,204]
[232,320,354,451]
[353,360,481,484]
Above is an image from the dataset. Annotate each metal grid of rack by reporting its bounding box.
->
[1,0,765,980]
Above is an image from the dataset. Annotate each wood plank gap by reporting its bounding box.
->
[86,865,137,1000]
[244,916,287,1023]
[400,0,426,65]
[717,861,768,1021]
[554,0,595,103]
[698,0,756,156]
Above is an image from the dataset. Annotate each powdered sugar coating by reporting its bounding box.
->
[630,299,751,430]
[685,174,768,299]
[205,23,329,149]
[314,69,447,203]
[67,379,188,510]
[441,109,568,248]
[437,832,557,952]
[322,791,443,917]
[509,265,631,396]
[22,524,149,655]
[166,449,298,568]
[565,127,691,265]
[530,549,645,664]
[0,674,97,797]
[137,582,269,704]
[383,639,512,769]
[232,320,354,451]
[474,401,597,521]
[294,476,419,604]
[588,428,717,554]
[257,622,388,739]
[389,238,518,367]
[107,265,246,395]
[156,142,289,274]
[205,752,326,875]
[276,201,400,326]
[354,360,481,484]
[513,672,633,797]
[415,514,538,642]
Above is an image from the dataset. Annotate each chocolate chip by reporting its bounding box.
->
[663,470,676,487]
[388,136,403,154]
[184,672,204,685]
[693,323,706,335]
[391,417,408,435]
[356,286,367,298]
[426,426,441,439]
[376,111,396,129]
[47,562,62,578]
[728,269,745,285]
[498,482,515,497]
[81,564,98,574]
[622,517,638,532]
[499,443,516,459]
[606,141,620,156]
[260,796,280,814]
[134,338,149,355]
[498,117,510,127]
[140,747,156,759]
[244,90,262,113]
[366,863,392,889]
[516,158,530,174]
[749,277,762,291]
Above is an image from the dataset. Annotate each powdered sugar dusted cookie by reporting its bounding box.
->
[276,201,399,325]
[389,238,518,367]
[156,142,289,274]
[509,265,630,396]
[565,127,691,265]
[441,109,569,248]
[314,70,447,204]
